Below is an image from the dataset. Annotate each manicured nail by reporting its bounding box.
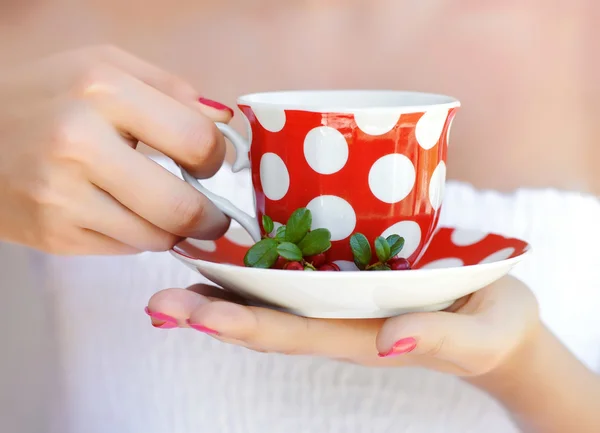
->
[378,337,417,358]
[144,307,178,329]
[186,319,219,335]
[198,97,234,117]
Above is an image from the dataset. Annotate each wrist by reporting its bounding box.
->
[466,323,600,433]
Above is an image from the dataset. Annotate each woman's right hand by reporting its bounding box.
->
[0,45,233,254]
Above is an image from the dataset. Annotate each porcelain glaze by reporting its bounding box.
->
[171,225,529,318]
[181,90,460,266]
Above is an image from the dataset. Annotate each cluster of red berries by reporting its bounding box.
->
[387,257,411,271]
[274,253,341,271]
[243,209,412,272]
[273,254,411,271]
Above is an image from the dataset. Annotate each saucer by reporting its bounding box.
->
[170,226,530,319]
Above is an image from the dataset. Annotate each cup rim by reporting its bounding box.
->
[237,89,460,114]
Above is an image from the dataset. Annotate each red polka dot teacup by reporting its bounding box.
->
[180,90,460,266]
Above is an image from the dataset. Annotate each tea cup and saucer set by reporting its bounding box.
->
[171,90,530,319]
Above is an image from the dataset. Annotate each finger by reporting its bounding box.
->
[186,301,383,358]
[77,185,181,252]
[23,47,233,125]
[377,310,487,374]
[376,276,536,375]
[85,64,226,178]
[145,284,246,328]
[92,45,234,122]
[185,284,248,304]
[80,113,229,239]
[147,287,212,328]
[68,228,140,255]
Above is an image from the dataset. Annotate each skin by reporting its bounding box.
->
[0,1,598,432]
[0,46,232,254]
[146,279,600,433]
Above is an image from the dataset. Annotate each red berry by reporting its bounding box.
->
[318,263,341,271]
[389,257,411,271]
[283,261,304,271]
[273,256,288,269]
[306,253,327,267]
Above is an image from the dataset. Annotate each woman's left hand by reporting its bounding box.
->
[145,275,540,377]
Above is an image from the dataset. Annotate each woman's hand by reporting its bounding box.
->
[146,275,540,377]
[149,276,600,432]
[0,45,233,254]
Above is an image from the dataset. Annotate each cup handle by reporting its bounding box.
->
[178,122,262,243]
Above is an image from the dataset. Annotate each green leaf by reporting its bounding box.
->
[262,215,274,235]
[276,242,303,261]
[243,238,279,268]
[386,234,405,258]
[297,228,332,256]
[350,233,371,269]
[374,236,391,263]
[275,225,286,241]
[285,208,312,244]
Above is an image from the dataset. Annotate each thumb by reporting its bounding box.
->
[376,310,499,374]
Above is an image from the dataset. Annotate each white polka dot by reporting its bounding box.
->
[333,260,360,271]
[415,108,448,150]
[306,195,356,241]
[187,239,217,252]
[224,228,255,247]
[354,111,401,136]
[241,111,253,148]
[252,106,286,132]
[303,126,349,175]
[450,229,488,246]
[381,221,422,258]
[368,154,416,203]
[420,257,464,269]
[428,161,446,210]
[259,153,290,201]
[479,247,516,264]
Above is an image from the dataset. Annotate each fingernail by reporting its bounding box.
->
[144,307,178,329]
[198,97,234,117]
[186,319,219,335]
[378,337,417,358]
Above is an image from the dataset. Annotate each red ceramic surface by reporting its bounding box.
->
[173,226,530,270]
[236,101,459,265]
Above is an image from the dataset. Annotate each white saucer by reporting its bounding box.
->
[171,226,530,319]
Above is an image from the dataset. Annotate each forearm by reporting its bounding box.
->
[467,324,600,433]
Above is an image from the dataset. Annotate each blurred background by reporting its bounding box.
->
[0,1,598,432]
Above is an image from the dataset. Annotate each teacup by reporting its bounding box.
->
[180,90,460,267]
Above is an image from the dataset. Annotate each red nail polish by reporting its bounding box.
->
[144,307,178,329]
[198,97,234,117]
[187,319,219,335]
[152,321,178,329]
[378,337,417,358]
